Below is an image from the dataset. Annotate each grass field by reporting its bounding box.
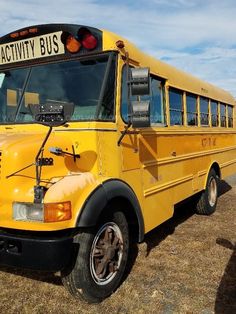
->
[0,177,235,314]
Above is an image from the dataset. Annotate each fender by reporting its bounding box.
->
[203,162,221,189]
[77,179,144,242]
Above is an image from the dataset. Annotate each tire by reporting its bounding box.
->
[61,210,129,303]
[195,169,219,215]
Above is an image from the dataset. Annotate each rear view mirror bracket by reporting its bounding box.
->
[29,102,75,203]
[29,101,74,127]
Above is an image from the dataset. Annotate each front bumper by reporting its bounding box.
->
[0,228,74,271]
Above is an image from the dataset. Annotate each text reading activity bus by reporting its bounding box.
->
[0,24,235,303]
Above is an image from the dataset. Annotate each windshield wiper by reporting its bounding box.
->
[14,68,32,121]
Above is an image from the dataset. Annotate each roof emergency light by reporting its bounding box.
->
[61,27,98,53]
[66,35,82,53]
[78,28,98,50]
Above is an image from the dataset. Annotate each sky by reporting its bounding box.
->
[1,0,236,96]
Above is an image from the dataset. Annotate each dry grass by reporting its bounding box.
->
[0,177,235,314]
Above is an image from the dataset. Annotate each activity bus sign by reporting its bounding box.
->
[0,31,65,65]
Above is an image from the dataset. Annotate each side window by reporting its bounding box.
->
[228,105,233,127]
[211,100,218,127]
[142,77,165,125]
[121,66,165,125]
[200,97,209,126]
[169,88,183,125]
[220,103,226,127]
[186,93,197,126]
[121,67,129,122]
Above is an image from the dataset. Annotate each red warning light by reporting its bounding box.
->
[78,28,98,50]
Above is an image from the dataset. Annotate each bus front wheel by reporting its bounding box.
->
[62,210,129,303]
[195,169,219,215]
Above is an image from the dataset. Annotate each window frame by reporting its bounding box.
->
[211,100,219,127]
[200,96,209,126]
[120,65,166,126]
[228,105,233,128]
[149,76,166,126]
[220,103,227,127]
[169,87,184,126]
[186,92,198,126]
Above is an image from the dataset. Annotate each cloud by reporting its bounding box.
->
[152,47,236,95]
[1,0,236,50]
[0,0,236,95]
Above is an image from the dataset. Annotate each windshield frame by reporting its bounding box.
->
[0,51,118,125]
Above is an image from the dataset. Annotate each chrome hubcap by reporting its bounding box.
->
[90,222,123,285]
[208,177,217,207]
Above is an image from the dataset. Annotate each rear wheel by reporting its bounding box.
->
[195,169,219,215]
[62,210,129,303]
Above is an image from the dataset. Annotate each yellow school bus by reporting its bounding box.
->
[0,23,235,303]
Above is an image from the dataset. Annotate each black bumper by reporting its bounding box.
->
[0,228,74,272]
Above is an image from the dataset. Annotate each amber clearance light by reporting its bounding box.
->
[10,28,38,39]
[44,201,72,222]
[66,35,82,53]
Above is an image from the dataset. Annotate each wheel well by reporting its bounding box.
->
[101,197,140,243]
[211,162,221,179]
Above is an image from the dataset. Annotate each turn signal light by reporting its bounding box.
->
[44,201,72,222]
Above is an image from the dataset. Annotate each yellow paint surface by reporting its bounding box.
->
[0,27,235,235]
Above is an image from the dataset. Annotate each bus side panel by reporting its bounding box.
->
[138,131,236,233]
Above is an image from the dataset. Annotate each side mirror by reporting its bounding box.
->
[131,100,150,128]
[130,67,150,95]
[29,102,74,127]
[129,67,150,127]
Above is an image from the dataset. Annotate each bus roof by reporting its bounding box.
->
[0,23,234,105]
[102,29,235,105]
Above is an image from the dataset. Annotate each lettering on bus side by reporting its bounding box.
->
[0,31,65,65]
[202,137,217,147]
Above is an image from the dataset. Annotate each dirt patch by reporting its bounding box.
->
[0,178,235,314]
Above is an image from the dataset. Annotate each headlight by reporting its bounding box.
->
[13,201,71,222]
[13,202,44,222]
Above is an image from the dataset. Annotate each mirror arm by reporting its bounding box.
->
[14,68,32,121]
[35,126,53,164]
[49,145,80,162]
[117,121,132,146]
[34,126,53,203]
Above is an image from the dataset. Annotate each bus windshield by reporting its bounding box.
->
[0,53,116,124]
